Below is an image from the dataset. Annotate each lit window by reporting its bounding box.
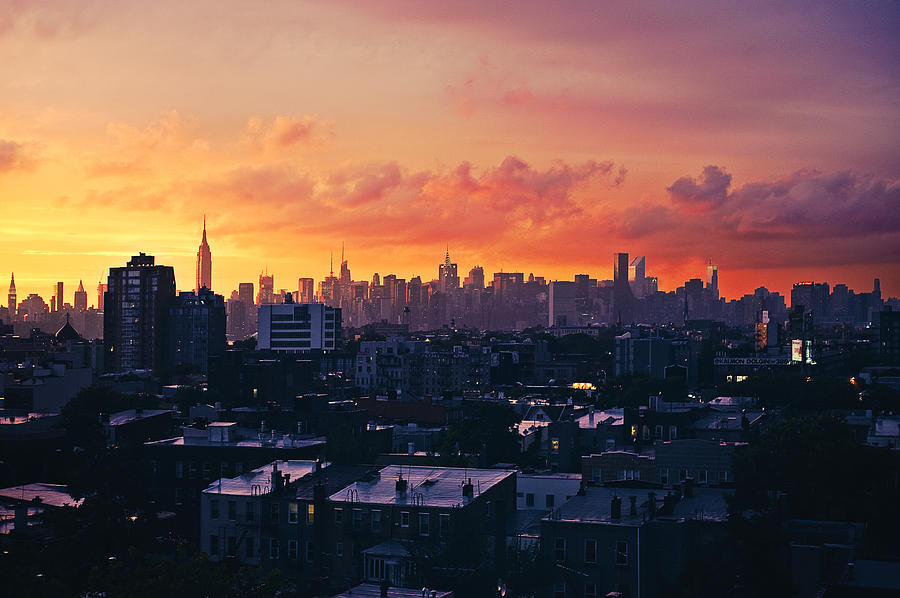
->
[551,438,560,452]
[307,503,315,525]
[288,502,298,523]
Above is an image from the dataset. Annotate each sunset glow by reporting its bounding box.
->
[1,0,897,301]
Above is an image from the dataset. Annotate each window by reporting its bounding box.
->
[439,514,450,538]
[246,502,255,522]
[270,538,279,559]
[660,468,669,485]
[400,511,410,528]
[546,494,555,508]
[288,502,298,523]
[174,488,184,505]
[553,582,566,598]
[305,541,315,563]
[615,541,628,566]
[226,536,236,556]
[209,534,219,556]
[227,501,236,520]
[307,504,315,525]
[367,556,386,581]
[551,438,560,452]
[371,509,382,532]
[699,469,708,484]
[554,538,566,562]
[419,512,430,536]
[679,469,688,482]
[669,425,677,440]
[592,468,602,483]
[175,460,184,478]
[484,501,493,519]
[642,425,650,440]
[334,507,343,524]
[584,583,597,598]
[288,539,298,560]
[271,503,279,523]
[719,470,729,483]
[584,539,597,564]
[655,425,663,439]
[526,493,535,507]
[336,541,344,558]
[210,499,220,519]
[352,508,363,531]
[202,462,212,480]
[246,537,254,558]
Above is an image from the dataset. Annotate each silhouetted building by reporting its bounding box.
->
[74,280,87,311]
[258,302,341,352]
[258,273,275,305]
[103,253,176,372]
[165,288,226,375]
[549,281,578,327]
[7,273,16,321]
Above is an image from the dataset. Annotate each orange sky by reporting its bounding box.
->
[1,1,898,305]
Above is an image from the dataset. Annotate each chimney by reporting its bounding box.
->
[648,492,657,518]
[314,458,322,474]
[629,495,637,516]
[272,463,282,492]
[408,442,415,456]
[395,474,408,494]
[611,495,622,520]
[462,478,474,499]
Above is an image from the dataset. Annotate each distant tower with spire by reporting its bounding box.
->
[196,215,212,292]
[74,280,87,311]
[7,273,16,321]
[438,246,459,293]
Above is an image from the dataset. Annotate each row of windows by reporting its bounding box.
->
[659,468,728,485]
[333,507,451,537]
[208,500,316,524]
[210,536,317,562]
[554,583,601,598]
[554,538,628,566]
[517,492,559,508]
[174,461,245,479]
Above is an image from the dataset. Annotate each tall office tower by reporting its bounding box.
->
[55,282,64,312]
[465,266,485,290]
[298,278,315,303]
[339,245,351,306]
[74,280,87,311]
[372,273,380,287]
[612,252,634,323]
[97,282,107,311]
[165,288,226,375]
[195,216,212,292]
[258,273,274,305]
[874,278,882,304]
[103,253,176,372]
[706,264,719,300]
[439,248,459,293]
[629,256,646,298]
[7,273,15,320]
[549,281,578,327]
[238,282,257,338]
[257,302,341,352]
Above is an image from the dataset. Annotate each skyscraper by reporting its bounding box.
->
[613,252,634,323]
[196,216,212,292]
[706,264,719,300]
[298,278,315,303]
[629,256,646,298]
[74,280,87,311]
[439,248,459,293]
[97,282,107,312]
[7,273,16,321]
[55,281,64,312]
[258,272,274,305]
[165,288,226,375]
[339,245,351,306]
[104,253,176,372]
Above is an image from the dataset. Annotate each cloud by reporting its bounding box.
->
[243,115,334,151]
[105,110,204,154]
[666,165,732,211]
[0,139,38,172]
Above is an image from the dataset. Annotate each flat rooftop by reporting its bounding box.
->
[330,584,453,598]
[0,483,83,508]
[203,460,322,496]
[577,408,625,429]
[547,486,728,525]
[329,465,514,508]
[107,408,170,426]
[146,434,326,449]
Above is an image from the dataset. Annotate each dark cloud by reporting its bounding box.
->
[666,165,732,210]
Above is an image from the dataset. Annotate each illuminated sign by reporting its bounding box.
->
[714,357,793,366]
[791,340,803,363]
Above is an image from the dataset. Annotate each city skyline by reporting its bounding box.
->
[1,2,898,302]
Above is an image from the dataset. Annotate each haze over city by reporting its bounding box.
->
[2,1,898,300]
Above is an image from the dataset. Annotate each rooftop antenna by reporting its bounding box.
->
[330,251,334,278]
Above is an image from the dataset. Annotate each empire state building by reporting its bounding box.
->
[196,217,212,292]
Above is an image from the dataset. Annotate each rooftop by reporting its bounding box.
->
[546,486,728,525]
[330,584,453,598]
[203,460,322,496]
[146,431,326,449]
[329,465,514,508]
[577,408,625,429]
[106,408,171,427]
[0,483,83,508]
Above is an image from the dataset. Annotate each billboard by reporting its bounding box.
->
[714,356,793,366]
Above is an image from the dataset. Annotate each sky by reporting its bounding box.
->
[1,0,898,305]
